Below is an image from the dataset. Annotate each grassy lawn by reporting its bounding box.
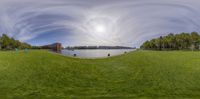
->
[0,50,200,99]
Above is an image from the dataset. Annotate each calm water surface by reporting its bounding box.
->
[61,49,135,58]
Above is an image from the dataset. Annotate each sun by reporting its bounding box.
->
[95,25,106,33]
[79,14,120,45]
[82,15,117,41]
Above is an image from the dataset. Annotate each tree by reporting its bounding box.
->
[141,32,200,51]
[0,34,32,50]
[1,34,11,50]
[191,32,200,49]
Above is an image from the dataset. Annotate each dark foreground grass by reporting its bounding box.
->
[0,50,200,99]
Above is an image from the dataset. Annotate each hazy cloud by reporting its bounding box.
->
[0,0,200,47]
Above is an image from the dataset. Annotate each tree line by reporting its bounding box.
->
[141,32,200,50]
[0,34,32,50]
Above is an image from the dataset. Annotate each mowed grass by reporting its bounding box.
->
[0,50,200,99]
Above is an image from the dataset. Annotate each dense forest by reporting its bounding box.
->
[0,34,32,50]
[141,32,200,50]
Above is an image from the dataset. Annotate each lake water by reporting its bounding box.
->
[61,49,135,58]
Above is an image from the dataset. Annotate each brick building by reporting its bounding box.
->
[42,43,62,52]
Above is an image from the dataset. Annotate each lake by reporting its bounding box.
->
[61,49,135,58]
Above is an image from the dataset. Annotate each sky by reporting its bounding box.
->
[0,0,200,47]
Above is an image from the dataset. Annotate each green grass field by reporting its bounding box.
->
[0,50,200,99]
